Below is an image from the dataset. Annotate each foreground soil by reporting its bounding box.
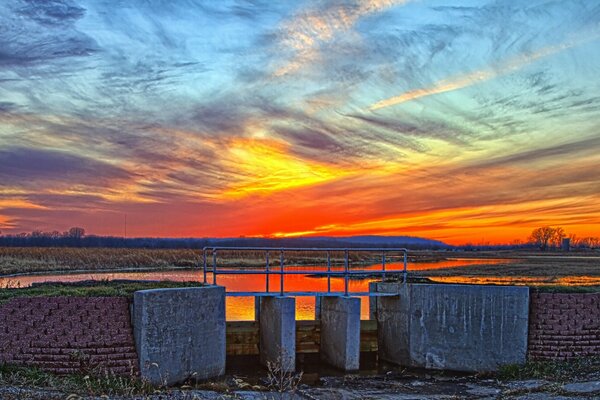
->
[1,370,599,400]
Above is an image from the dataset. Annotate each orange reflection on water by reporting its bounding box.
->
[430,275,600,286]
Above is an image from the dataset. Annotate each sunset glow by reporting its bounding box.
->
[1,1,599,244]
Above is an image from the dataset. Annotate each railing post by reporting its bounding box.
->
[279,249,284,296]
[212,249,217,285]
[403,251,408,284]
[265,251,270,293]
[382,250,386,281]
[202,249,207,284]
[326,250,331,293]
[344,249,349,296]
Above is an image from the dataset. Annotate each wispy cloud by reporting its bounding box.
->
[273,0,411,76]
[369,31,600,110]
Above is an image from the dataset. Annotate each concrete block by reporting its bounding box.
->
[133,286,226,386]
[259,296,296,372]
[320,296,361,371]
[375,283,529,372]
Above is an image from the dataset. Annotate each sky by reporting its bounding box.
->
[1,0,600,245]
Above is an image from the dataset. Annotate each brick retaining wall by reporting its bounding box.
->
[0,296,138,376]
[528,292,600,360]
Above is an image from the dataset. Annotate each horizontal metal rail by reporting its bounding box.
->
[208,270,401,276]
[201,246,408,297]
[226,291,400,297]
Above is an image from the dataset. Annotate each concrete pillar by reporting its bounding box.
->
[368,281,378,320]
[320,296,361,371]
[254,296,261,321]
[376,288,409,366]
[259,296,296,372]
[133,286,226,386]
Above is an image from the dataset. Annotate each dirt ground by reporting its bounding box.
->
[1,370,599,399]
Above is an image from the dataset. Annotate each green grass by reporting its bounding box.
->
[0,364,154,397]
[0,280,202,304]
[498,357,600,381]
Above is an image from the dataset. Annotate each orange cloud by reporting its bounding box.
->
[219,137,353,198]
[0,198,47,210]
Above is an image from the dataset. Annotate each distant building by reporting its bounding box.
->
[561,238,570,251]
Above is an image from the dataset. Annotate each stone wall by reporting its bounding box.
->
[528,292,600,360]
[0,296,138,376]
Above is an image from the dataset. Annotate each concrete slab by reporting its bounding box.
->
[259,296,296,372]
[133,286,226,386]
[375,283,529,372]
[320,296,361,371]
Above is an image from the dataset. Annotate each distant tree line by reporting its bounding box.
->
[528,226,599,251]
[0,228,450,250]
[0,226,596,250]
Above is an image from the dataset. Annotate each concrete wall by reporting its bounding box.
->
[320,296,361,371]
[0,296,138,376]
[133,286,225,386]
[259,296,296,372]
[528,292,600,360]
[376,283,529,372]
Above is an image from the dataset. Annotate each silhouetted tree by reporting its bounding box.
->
[68,227,85,239]
[550,227,565,248]
[529,226,557,251]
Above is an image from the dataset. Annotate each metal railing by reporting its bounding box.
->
[201,247,408,297]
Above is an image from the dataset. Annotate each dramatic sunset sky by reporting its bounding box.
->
[1,0,599,244]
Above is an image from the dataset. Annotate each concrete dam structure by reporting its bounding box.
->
[129,282,530,384]
[2,283,600,386]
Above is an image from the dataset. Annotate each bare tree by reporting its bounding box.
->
[551,226,565,248]
[68,227,85,239]
[529,226,558,251]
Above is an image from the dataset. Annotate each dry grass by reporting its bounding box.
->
[0,364,153,397]
[0,247,203,276]
[0,247,405,276]
[420,250,600,277]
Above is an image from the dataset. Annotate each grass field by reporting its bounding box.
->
[0,280,201,304]
[0,247,202,276]
[0,247,407,276]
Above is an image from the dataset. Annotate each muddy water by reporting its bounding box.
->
[0,258,515,320]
